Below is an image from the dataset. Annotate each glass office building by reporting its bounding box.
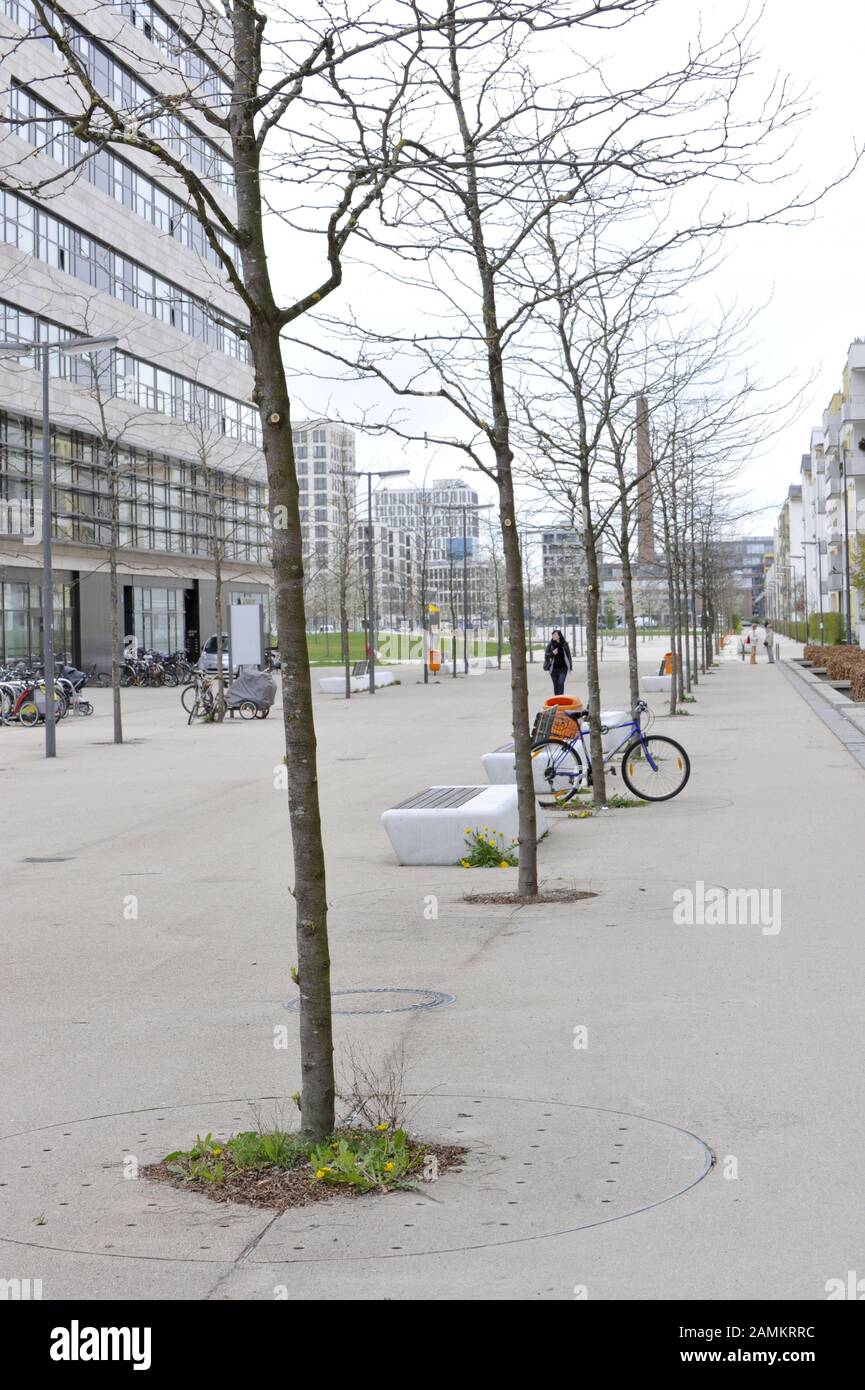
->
[0,0,271,668]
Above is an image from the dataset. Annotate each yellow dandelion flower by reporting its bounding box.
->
[460,859,471,868]
[384,1161,395,1172]
[375,1123,389,1131]
[315,1168,329,1180]
[499,860,509,869]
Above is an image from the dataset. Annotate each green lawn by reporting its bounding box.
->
[305,631,527,667]
[306,632,370,666]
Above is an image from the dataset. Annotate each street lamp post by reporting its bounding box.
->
[342,467,410,694]
[0,333,118,757]
[802,539,824,643]
[440,500,493,674]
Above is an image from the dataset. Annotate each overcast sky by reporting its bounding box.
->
[284,0,865,537]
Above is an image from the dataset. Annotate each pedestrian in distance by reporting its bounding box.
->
[764,622,775,664]
[744,622,759,665]
[544,627,573,695]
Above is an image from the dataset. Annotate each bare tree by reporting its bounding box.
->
[15,0,520,1137]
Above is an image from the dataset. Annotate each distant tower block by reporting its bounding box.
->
[636,394,655,562]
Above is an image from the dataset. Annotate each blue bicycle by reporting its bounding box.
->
[531,700,691,805]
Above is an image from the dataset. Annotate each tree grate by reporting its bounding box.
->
[284,987,456,1016]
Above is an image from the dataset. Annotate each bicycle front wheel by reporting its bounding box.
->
[620,736,690,802]
[181,684,199,713]
[531,738,585,807]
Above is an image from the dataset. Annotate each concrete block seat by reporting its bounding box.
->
[641,674,672,692]
[483,741,557,792]
[382,784,547,866]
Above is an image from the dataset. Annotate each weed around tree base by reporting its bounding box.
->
[142,1128,466,1211]
[463,888,598,906]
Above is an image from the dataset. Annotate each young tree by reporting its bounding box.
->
[17,0,524,1137]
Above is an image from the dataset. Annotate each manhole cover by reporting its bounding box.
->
[283,988,455,1015]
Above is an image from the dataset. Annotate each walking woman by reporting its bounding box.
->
[544,628,573,696]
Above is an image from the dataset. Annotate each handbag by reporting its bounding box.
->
[543,653,552,671]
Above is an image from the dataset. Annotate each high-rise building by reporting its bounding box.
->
[0,0,271,666]
[373,476,486,616]
[541,529,587,596]
[292,418,356,571]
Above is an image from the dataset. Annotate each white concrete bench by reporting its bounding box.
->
[319,670,395,694]
[482,741,555,792]
[382,784,547,866]
[641,674,672,692]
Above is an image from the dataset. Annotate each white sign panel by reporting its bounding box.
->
[229,603,263,669]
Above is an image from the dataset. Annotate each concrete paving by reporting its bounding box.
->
[2,634,863,1300]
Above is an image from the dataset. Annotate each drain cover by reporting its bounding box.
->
[284,988,455,1015]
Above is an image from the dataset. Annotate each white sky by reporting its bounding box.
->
[281,0,865,537]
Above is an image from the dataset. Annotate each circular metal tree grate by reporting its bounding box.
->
[283,987,456,1016]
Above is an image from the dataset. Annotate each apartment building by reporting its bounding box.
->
[771,342,865,641]
[0,0,271,667]
[293,418,356,571]
[373,477,487,618]
[766,488,805,626]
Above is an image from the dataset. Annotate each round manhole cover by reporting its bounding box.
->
[283,988,455,1015]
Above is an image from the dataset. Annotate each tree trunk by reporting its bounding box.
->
[499,485,539,894]
[618,494,640,713]
[340,594,350,700]
[580,486,607,805]
[230,8,334,1139]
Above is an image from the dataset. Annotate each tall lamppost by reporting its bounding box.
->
[0,332,118,757]
[440,500,493,674]
[803,539,824,642]
[343,467,409,693]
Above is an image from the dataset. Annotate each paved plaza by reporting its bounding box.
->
[2,639,864,1300]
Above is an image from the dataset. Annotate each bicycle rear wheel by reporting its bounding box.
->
[531,738,586,807]
[620,736,690,801]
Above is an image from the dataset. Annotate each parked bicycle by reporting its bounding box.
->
[531,699,690,804]
[185,672,226,724]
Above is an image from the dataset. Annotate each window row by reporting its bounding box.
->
[0,581,74,665]
[0,411,270,562]
[0,188,249,361]
[0,301,261,445]
[116,0,232,107]
[6,84,237,271]
[1,0,234,191]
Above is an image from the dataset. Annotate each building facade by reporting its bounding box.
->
[770,342,865,641]
[373,477,487,620]
[0,0,272,668]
